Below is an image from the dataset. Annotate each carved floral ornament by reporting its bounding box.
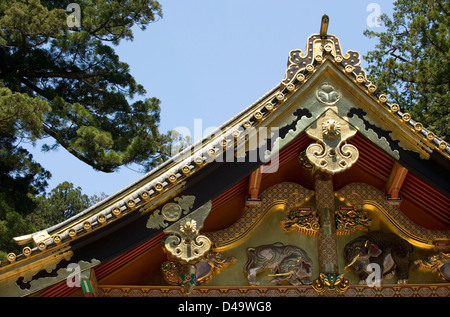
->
[305,109,359,175]
[322,119,341,139]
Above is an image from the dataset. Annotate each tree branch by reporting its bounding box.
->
[22,69,109,80]
[41,123,116,173]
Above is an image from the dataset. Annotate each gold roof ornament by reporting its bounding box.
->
[305,109,359,174]
[0,14,448,297]
[320,14,329,37]
[163,201,212,264]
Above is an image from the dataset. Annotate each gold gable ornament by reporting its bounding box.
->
[305,109,359,175]
[162,201,213,294]
[163,201,212,264]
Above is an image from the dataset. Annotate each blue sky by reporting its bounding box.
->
[28,0,395,198]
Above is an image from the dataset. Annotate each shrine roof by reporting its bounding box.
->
[1,15,449,296]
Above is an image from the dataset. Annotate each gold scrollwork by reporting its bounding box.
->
[146,195,196,230]
[281,207,320,236]
[335,206,371,235]
[415,252,450,281]
[312,273,349,293]
[164,232,211,264]
[305,109,359,175]
[163,201,212,264]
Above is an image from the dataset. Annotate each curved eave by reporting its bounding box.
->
[10,35,449,260]
[1,32,449,296]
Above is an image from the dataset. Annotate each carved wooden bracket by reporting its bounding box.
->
[247,167,263,206]
[385,162,408,199]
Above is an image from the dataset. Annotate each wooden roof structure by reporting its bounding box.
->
[1,16,449,297]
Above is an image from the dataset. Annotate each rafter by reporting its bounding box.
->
[246,167,263,205]
[386,162,408,199]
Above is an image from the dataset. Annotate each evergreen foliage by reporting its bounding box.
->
[364,0,449,141]
[0,0,169,256]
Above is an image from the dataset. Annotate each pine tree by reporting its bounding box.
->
[28,181,105,232]
[364,0,449,141]
[0,0,170,255]
[0,0,170,172]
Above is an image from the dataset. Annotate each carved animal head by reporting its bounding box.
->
[291,256,313,279]
[344,238,382,273]
[271,256,313,280]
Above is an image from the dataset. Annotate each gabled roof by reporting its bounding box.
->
[1,18,449,296]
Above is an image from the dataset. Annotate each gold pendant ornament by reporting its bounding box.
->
[305,109,359,175]
[312,273,349,293]
[163,201,212,264]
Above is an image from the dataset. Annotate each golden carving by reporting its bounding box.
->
[97,214,107,225]
[168,174,177,183]
[154,182,164,192]
[161,252,237,288]
[367,83,377,93]
[414,122,423,132]
[164,235,210,266]
[275,92,285,101]
[182,165,191,175]
[378,94,388,103]
[415,252,450,281]
[7,253,16,263]
[390,104,399,112]
[126,199,136,208]
[23,247,31,257]
[305,109,359,174]
[37,242,46,251]
[0,245,74,296]
[322,119,341,139]
[438,141,448,150]
[111,206,121,217]
[146,195,196,229]
[316,82,341,105]
[53,235,62,244]
[163,201,212,264]
[162,203,182,222]
[335,206,371,235]
[68,228,77,238]
[281,207,320,236]
[306,64,314,72]
[296,73,305,82]
[83,221,92,231]
[312,273,349,293]
[140,190,150,200]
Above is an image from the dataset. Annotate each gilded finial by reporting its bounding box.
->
[320,14,329,37]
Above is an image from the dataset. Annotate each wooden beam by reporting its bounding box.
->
[248,167,262,200]
[81,268,98,297]
[385,162,408,199]
[246,167,263,207]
